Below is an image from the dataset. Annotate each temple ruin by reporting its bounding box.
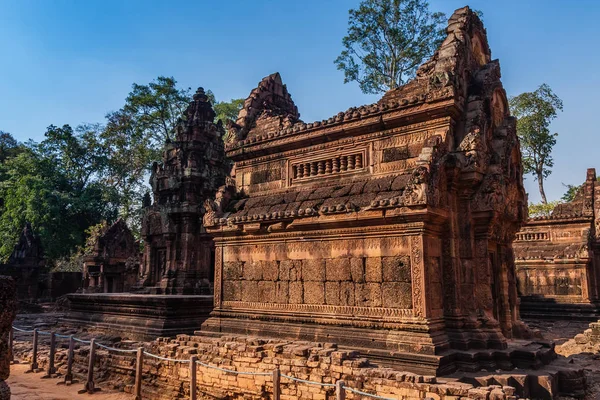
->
[515,168,600,319]
[82,219,140,294]
[201,7,537,374]
[139,88,230,295]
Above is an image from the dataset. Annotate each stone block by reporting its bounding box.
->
[263,261,279,281]
[223,280,242,301]
[365,258,382,282]
[356,283,382,307]
[382,282,412,308]
[258,281,276,303]
[289,282,303,303]
[340,282,355,306]
[244,261,263,281]
[223,261,243,280]
[279,260,301,281]
[241,281,259,302]
[276,281,289,304]
[302,259,325,282]
[304,282,325,304]
[325,258,351,281]
[325,282,340,305]
[382,256,411,282]
[350,258,365,283]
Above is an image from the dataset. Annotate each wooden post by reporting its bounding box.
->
[85,338,96,393]
[8,327,13,363]
[29,328,39,372]
[64,335,75,384]
[134,347,143,400]
[43,332,56,378]
[189,355,197,400]
[272,367,281,400]
[336,380,345,400]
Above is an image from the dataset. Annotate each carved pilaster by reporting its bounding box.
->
[214,245,223,308]
[410,235,426,318]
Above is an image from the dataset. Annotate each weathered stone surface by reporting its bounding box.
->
[0,276,17,399]
[140,87,230,294]
[82,219,140,294]
[204,6,534,374]
[515,168,600,318]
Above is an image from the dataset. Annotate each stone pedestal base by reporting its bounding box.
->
[200,314,555,375]
[519,296,600,321]
[65,293,213,340]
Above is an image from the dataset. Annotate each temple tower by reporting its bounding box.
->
[140,88,229,294]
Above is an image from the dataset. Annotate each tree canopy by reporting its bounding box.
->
[334,0,446,94]
[0,76,242,264]
[509,83,563,204]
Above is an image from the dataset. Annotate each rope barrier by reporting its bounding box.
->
[345,386,396,400]
[281,374,336,387]
[143,351,190,363]
[96,342,138,354]
[195,360,271,376]
[10,324,399,398]
[12,326,34,333]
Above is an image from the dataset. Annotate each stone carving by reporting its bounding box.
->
[140,87,230,294]
[203,7,533,374]
[82,219,140,294]
[515,168,600,318]
[0,276,17,400]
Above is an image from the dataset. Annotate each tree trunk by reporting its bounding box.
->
[537,171,548,204]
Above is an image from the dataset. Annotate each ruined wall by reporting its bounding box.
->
[515,168,600,309]
[0,277,17,400]
[12,333,525,400]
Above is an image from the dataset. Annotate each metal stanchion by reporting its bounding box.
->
[42,332,56,378]
[134,347,143,400]
[8,327,14,363]
[27,328,39,373]
[190,355,197,400]
[336,380,346,400]
[272,367,281,400]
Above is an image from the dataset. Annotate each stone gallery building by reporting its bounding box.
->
[202,7,532,374]
[515,168,600,319]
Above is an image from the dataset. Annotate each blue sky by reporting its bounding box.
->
[1,0,598,203]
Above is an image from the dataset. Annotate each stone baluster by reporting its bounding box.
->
[305,163,311,177]
[355,154,363,169]
[340,156,348,172]
[310,162,317,177]
[348,155,356,170]
[297,164,304,178]
[318,160,325,175]
[325,159,332,174]
[333,157,340,173]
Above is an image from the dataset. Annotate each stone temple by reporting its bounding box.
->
[515,168,600,319]
[201,7,536,374]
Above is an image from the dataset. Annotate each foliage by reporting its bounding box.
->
[0,126,119,262]
[528,200,560,218]
[561,184,581,203]
[509,83,563,203]
[334,0,446,94]
[206,91,244,127]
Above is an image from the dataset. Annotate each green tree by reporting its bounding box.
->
[509,84,563,204]
[334,0,446,94]
[528,201,560,218]
[120,76,191,144]
[99,76,192,228]
[206,91,244,127]
[561,184,581,202]
[0,125,119,262]
[0,131,20,163]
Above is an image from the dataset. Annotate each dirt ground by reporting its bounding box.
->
[7,363,132,400]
